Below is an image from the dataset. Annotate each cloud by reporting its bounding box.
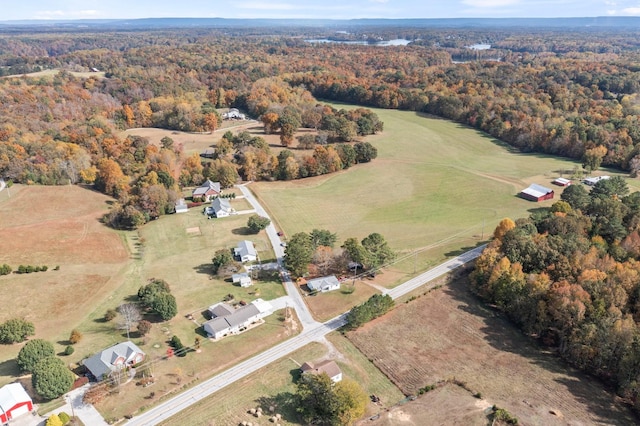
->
[369,0,390,3]
[462,0,520,7]
[622,7,640,14]
[35,9,100,19]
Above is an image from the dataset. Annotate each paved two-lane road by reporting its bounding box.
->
[126,243,484,425]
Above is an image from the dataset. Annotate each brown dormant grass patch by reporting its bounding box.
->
[348,276,636,425]
[0,185,129,383]
[358,383,489,426]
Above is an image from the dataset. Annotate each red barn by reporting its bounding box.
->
[0,383,33,423]
[519,184,554,202]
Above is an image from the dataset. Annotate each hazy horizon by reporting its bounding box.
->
[4,0,640,22]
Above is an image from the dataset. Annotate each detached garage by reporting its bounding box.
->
[519,184,554,202]
[0,383,33,424]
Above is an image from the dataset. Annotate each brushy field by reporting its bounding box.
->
[249,108,636,279]
[160,333,404,426]
[347,276,636,425]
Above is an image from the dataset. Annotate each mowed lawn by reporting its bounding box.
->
[161,333,404,426]
[250,108,590,274]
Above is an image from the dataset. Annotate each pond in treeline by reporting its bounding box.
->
[305,39,412,46]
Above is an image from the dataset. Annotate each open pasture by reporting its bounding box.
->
[0,185,129,383]
[249,108,595,277]
[348,276,636,425]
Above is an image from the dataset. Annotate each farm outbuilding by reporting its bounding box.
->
[0,383,33,424]
[583,175,610,186]
[175,198,188,214]
[232,272,252,287]
[519,184,554,202]
[552,177,571,187]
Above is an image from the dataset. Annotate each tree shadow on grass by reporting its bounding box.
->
[444,242,486,257]
[193,264,214,275]
[231,227,253,236]
[255,392,298,423]
[440,275,637,424]
[0,359,19,379]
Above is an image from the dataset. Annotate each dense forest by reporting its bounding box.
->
[2,25,640,226]
[473,177,640,412]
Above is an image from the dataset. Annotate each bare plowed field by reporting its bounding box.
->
[348,277,636,425]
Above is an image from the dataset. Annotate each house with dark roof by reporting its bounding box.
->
[203,299,273,339]
[0,383,33,424]
[307,276,341,293]
[83,341,145,380]
[519,184,554,202]
[235,240,257,262]
[300,360,343,383]
[192,179,221,201]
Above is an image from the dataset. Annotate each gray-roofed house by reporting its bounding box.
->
[83,341,145,380]
[192,179,221,201]
[307,275,341,293]
[203,299,273,339]
[232,272,252,287]
[300,360,343,383]
[211,197,233,218]
[234,240,257,263]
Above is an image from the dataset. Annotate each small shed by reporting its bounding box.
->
[232,272,252,287]
[175,198,188,214]
[552,177,571,187]
[519,184,554,202]
[0,383,33,424]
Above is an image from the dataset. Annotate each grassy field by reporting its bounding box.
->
[348,276,636,425]
[160,333,404,426]
[0,68,107,80]
[0,185,130,385]
[249,108,638,281]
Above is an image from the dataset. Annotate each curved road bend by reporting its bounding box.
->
[126,245,484,426]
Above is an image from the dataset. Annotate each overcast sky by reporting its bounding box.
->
[4,0,640,21]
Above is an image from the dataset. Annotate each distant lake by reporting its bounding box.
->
[467,44,492,50]
[305,39,412,46]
